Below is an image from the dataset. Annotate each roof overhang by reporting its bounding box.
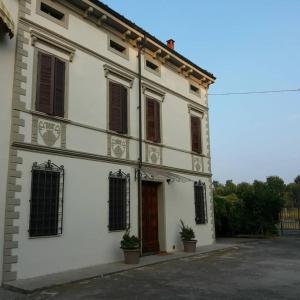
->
[0,0,15,39]
[59,0,215,87]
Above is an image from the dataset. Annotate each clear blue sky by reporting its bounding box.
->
[103,0,300,184]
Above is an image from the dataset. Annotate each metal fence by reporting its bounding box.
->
[279,207,300,234]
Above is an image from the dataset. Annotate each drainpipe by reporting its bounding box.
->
[137,36,145,255]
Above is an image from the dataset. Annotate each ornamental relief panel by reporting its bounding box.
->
[146,143,162,165]
[107,134,129,160]
[192,155,204,173]
[32,117,66,148]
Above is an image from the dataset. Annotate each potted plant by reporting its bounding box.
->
[179,219,197,252]
[120,230,140,264]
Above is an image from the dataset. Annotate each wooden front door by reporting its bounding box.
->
[142,182,160,254]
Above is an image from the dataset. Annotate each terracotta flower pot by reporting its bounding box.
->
[123,248,140,264]
[183,240,197,253]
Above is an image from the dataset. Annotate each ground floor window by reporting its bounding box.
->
[108,170,130,231]
[29,160,64,237]
[194,180,207,224]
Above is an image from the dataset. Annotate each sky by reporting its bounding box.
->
[102,0,300,184]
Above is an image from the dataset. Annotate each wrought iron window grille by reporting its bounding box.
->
[108,169,130,231]
[29,160,64,237]
[194,180,207,224]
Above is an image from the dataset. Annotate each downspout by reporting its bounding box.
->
[137,36,145,255]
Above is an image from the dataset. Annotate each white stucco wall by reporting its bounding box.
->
[0,0,18,283]
[13,152,213,279]
[13,151,139,279]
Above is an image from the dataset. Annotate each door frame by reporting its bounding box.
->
[140,179,166,255]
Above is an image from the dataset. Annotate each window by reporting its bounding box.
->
[37,0,68,28]
[146,60,158,71]
[194,181,207,224]
[40,2,64,20]
[109,81,128,134]
[191,115,202,153]
[108,36,128,59]
[190,84,200,95]
[108,170,130,231]
[110,40,126,53]
[36,52,65,117]
[29,160,64,237]
[144,57,160,76]
[146,98,161,143]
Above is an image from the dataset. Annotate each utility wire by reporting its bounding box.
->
[209,88,300,96]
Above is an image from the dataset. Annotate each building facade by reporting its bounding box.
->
[0,0,216,283]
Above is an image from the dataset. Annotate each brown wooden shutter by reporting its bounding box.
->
[191,116,202,153]
[146,98,155,141]
[109,82,121,132]
[36,52,54,114]
[53,58,65,117]
[154,100,160,143]
[120,85,128,134]
[147,98,161,143]
[109,82,128,134]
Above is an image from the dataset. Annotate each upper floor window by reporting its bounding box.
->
[108,35,129,59]
[109,81,128,134]
[37,0,68,28]
[144,56,160,76]
[191,115,202,154]
[36,51,66,117]
[40,2,64,20]
[190,83,200,97]
[146,98,161,143]
[29,160,64,237]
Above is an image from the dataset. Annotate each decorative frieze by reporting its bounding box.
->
[192,155,204,173]
[32,117,66,148]
[107,134,129,160]
[146,143,162,165]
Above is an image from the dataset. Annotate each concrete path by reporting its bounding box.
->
[2,237,300,299]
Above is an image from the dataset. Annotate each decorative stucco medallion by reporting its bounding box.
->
[38,120,61,147]
[146,144,162,165]
[192,155,203,172]
[109,135,129,159]
[32,117,65,148]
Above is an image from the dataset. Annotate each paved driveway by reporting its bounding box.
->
[1,237,300,299]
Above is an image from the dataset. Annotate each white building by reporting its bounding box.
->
[0,0,216,283]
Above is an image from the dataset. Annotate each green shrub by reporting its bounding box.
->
[179,220,195,241]
[120,230,140,249]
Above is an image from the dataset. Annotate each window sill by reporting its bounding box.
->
[31,110,70,123]
[145,66,161,77]
[29,234,62,239]
[191,151,205,157]
[107,130,131,139]
[145,139,163,146]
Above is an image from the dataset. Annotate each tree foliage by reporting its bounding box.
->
[213,175,293,237]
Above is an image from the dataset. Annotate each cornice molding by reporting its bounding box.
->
[30,30,76,62]
[142,82,165,101]
[12,142,212,177]
[103,64,135,88]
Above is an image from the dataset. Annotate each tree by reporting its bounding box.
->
[212,180,225,196]
[287,183,300,207]
[294,175,300,185]
[223,180,237,195]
